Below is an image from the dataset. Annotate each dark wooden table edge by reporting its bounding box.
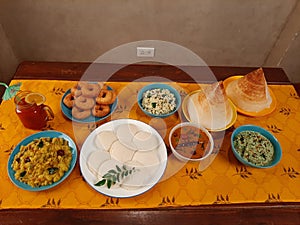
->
[12,61,299,95]
[294,83,300,95]
[1,202,300,225]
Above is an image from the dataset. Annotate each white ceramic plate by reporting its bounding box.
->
[79,119,168,198]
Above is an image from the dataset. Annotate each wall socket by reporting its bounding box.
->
[137,47,155,57]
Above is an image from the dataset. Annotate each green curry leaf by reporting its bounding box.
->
[94,165,137,189]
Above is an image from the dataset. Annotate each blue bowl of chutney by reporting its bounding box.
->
[231,124,282,168]
[137,83,181,118]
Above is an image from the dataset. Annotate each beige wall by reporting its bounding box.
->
[0,23,19,84]
[0,0,299,82]
[264,0,300,82]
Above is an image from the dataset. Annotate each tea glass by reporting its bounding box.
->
[14,91,54,130]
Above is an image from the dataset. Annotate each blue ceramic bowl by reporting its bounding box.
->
[61,85,118,123]
[137,83,181,118]
[231,125,282,168]
[8,130,77,191]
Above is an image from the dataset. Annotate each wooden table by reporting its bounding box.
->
[1,61,300,225]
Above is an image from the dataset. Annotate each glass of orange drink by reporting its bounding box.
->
[14,91,54,130]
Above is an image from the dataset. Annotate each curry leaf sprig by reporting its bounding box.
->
[94,165,137,189]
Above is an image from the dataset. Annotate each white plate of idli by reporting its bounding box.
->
[79,119,167,198]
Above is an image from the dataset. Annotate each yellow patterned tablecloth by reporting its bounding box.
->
[0,79,300,209]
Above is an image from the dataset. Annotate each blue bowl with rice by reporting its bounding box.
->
[137,83,181,118]
[231,124,282,168]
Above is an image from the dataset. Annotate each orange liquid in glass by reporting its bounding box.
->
[15,97,48,130]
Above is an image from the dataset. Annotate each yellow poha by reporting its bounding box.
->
[11,137,72,187]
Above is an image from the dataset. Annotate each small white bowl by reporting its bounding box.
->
[169,122,214,162]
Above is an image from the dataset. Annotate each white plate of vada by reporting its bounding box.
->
[61,82,118,123]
